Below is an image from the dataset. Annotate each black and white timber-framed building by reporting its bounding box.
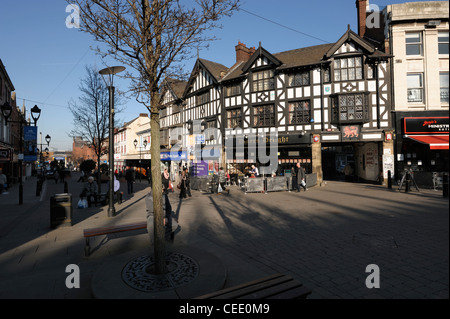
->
[160,27,393,185]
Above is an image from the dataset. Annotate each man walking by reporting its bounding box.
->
[125,166,135,194]
[295,162,307,192]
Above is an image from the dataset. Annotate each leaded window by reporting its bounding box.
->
[288,100,311,124]
[288,71,310,87]
[334,57,363,81]
[225,84,241,97]
[227,109,242,128]
[253,105,275,127]
[196,91,210,105]
[252,70,274,91]
[331,93,369,123]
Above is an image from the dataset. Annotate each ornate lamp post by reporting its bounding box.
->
[30,105,41,126]
[99,66,125,217]
[38,133,51,169]
[1,102,41,204]
[134,138,148,182]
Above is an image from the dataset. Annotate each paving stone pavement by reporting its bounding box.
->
[0,173,448,299]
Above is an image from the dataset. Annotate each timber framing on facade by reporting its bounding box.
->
[160,27,393,184]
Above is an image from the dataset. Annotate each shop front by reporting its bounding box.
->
[320,125,391,184]
[394,112,449,188]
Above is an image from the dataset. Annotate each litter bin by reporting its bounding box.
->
[50,193,73,228]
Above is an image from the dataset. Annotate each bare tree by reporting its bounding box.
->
[69,0,240,274]
[69,65,122,193]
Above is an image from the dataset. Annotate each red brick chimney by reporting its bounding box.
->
[356,0,368,37]
[235,42,256,63]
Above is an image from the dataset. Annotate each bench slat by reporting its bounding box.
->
[201,274,302,299]
[237,279,303,299]
[83,221,147,237]
[196,274,311,300]
[195,274,285,299]
[267,285,312,299]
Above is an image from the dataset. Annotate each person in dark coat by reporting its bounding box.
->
[291,165,298,192]
[162,168,170,194]
[184,167,192,197]
[81,176,98,206]
[179,169,187,199]
[125,166,135,194]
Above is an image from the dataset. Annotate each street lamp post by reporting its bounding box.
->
[134,138,146,182]
[38,133,51,169]
[99,66,125,217]
[143,139,148,179]
[1,102,41,205]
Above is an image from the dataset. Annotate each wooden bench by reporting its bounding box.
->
[195,273,311,299]
[83,221,147,256]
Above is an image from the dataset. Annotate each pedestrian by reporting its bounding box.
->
[54,170,59,184]
[59,169,65,184]
[77,170,85,182]
[296,162,307,192]
[162,168,170,194]
[218,167,228,194]
[179,169,187,199]
[0,168,7,194]
[80,176,98,207]
[184,167,192,197]
[251,164,259,177]
[125,166,135,194]
[291,165,298,192]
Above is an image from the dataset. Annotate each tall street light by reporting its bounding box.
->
[99,66,125,217]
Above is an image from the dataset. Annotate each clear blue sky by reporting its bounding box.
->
[0,0,433,151]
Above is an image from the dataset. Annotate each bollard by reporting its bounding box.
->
[443,173,449,197]
[387,170,392,189]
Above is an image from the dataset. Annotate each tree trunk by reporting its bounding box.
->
[149,104,166,275]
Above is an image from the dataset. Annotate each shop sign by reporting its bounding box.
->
[23,126,38,162]
[341,125,360,141]
[385,132,393,142]
[231,133,311,145]
[404,117,449,134]
[191,160,208,176]
[160,150,187,161]
[0,149,11,161]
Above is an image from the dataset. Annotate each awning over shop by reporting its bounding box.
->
[406,134,449,150]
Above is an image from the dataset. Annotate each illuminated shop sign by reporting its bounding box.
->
[403,117,449,134]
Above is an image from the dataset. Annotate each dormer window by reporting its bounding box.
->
[334,57,363,81]
[252,70,274,91]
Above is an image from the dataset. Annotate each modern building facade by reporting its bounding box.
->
[379,1,449,187]
[113,113,151,173]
